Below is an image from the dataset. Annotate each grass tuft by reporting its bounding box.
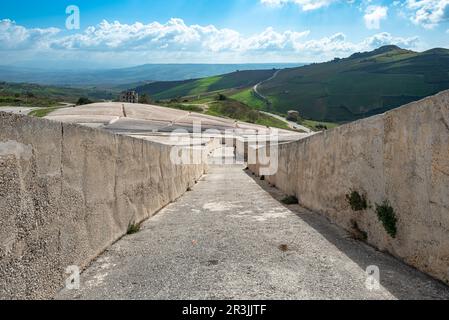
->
[376,201,398,238]
[127,222,141,235]
[346,190,368,211]
[281,195,298,205]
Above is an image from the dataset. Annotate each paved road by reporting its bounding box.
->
[57,156,449,300]
[253,69,280,100]
[260,111,313,133]
[252,71,313,133]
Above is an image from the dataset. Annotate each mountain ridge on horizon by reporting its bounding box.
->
[0,63,305,88]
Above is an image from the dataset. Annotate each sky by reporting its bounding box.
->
[1,0,448,68]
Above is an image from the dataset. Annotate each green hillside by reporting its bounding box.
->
[134,69,277,100]
[205,97,289,130]
[0,82,117,103]
[258,45,449,122]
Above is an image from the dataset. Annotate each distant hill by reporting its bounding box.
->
[257,45,449,122]
[134,69,278,100]
[130,46,449,123]
[0,63,303,88]
[0,81,117,105]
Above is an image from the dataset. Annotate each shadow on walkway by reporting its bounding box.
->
[244,168,449,300]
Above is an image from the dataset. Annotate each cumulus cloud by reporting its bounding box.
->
[406,0,449,29]
[260,0,449,30]
[362,32,420,48]
[260,0,336,11]
[51,18,312,53]
[0,18,422,64]
[0,19,59,50]
[364,6,388,29]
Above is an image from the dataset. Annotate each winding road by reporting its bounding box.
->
[253,70,313,133]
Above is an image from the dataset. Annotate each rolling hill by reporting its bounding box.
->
[0,81,117,110]
[134,69,278,100]
[257,45,449,122]
[131,46,449,123]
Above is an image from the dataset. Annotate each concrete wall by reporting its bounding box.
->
[0,112,207,299]
[249,90,449,284]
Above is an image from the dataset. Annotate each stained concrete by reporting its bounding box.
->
[45,102,311,145]
[57,162,449,300]
[249,90,449,284]
[0,112,207,300]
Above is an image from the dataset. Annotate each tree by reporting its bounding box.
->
[217,94,227,101]
[76,97,93,105]
[139,94,152,104]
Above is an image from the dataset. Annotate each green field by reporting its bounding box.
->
[29,107,64,117]
[132,46,449,123]
[300,119,339,131]
[7,45,446,125]
[257,46,449,122]
[206,98,289,130]
[0,82,117,102]
[230,88,267,109]
[135,69,277,101]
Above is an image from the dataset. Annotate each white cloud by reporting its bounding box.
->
[51,18,312,53]
[0,18,423,64]
[364,6,388,29]
[260,1,449,29]
[260,0,336,11]
[362,32,420,48]
[406,0,449,29]
[0,19,59,50]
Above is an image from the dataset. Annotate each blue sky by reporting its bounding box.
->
[1,0,448,68]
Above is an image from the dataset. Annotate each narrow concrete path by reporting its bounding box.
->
[57,164,449,300]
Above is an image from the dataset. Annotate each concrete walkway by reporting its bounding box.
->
[57,163,449,300]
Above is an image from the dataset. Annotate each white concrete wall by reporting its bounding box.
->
[249,90,449,284]
[0,112,207,299]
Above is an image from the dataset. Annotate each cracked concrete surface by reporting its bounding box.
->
[56,163,449,300]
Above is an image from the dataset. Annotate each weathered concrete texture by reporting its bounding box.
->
[249,90,449,285]
[45,102,312,150]
[56,165,449,300]
[0,112,206,299]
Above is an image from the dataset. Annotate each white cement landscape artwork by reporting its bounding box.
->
[1,0,449,305]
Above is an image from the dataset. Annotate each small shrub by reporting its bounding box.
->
[127,222,141,235]
[217,94,227,101]
[77,97,93,105]
[346,191,368,211]
[139,94,152,104]
[281,195,298,205]
[279,244,289,252]
[315,124,328,130]
[376,201,397,238]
